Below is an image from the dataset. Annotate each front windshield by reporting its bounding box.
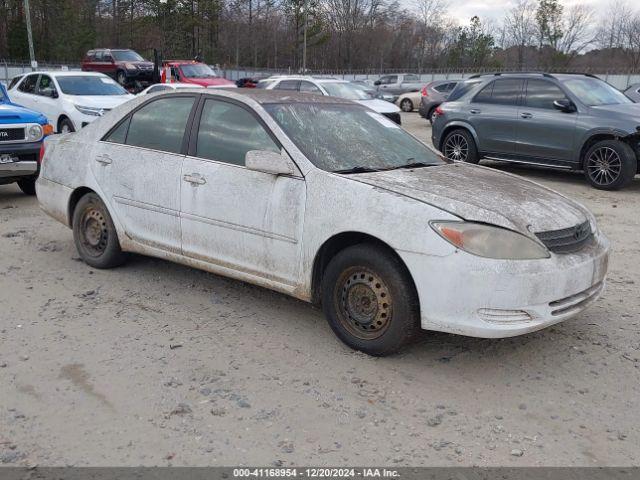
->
[181,64,217,78]
[56,76,129,96]
[321,82,373,100]
[563,78,631,106]
[112,50,144,62]
[264,103,444,172]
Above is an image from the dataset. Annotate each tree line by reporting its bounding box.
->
[1,0,639,72]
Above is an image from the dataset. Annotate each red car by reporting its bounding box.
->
[82,49,154,88]
[162,61,235,88]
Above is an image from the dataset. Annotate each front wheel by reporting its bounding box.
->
[400,98,413,112]
[59,117,75,134]
[17,177,37,196]
[583,140,637,190]
[116,70,128,86]
[442,128,479,164]
[72,193,127,269]
[321,244,420,356]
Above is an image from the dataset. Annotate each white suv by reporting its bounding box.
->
[9,71,134,133]
[260,76,402,124]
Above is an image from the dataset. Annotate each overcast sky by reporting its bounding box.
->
[446,0,631,26]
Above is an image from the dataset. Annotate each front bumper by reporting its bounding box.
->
[0,142,40,180]
[399,232,610,338]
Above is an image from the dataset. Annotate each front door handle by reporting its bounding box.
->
[183,173,206,185]
[520,112,533,119]
[470,109,481,114]
[95,154,112,165]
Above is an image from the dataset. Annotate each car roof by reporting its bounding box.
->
[27,71,109,78]
[214,89,355,105]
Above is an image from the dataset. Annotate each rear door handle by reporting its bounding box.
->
[95,154,112,165]
[183,173,206,185]
[470,109,481,114]
[520,112,533,119]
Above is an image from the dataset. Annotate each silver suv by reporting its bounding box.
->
[432,73,640,190]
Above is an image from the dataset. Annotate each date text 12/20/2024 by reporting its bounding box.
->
[233,468,400,478]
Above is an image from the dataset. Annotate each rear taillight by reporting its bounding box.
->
[38,143,46,164]
[421,86,428,97]
[434,106,444,116]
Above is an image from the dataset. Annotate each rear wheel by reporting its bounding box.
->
[583,140,637,190]
[17,177,36,196]
[321,244,420,356]
[442,128,479,164]
[72,193,127,269]
[400,98,414,112]
[427,107,437,125]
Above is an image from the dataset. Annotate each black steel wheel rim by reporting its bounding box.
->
[80,205,109,257]
[586,147,622,186]
[444,133,469,161]
[334,267,392,340]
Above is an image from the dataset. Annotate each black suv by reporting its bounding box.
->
[432,73,640,190]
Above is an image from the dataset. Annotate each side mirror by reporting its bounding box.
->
[245,150,296,176]
[374,80,381,86]
[553,99,576,113]
[41,88,57,98]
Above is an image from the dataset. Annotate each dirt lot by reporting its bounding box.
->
[1,112,639,467]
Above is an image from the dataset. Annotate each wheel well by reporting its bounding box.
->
[310,232,418,309]
[579,133,640,168]
[57,115,71,132]
[439,125,472,151]
[67,187,95,227]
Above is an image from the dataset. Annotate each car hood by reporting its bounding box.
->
[590,103,640,121]
[184,77,236,87]
[68,95,134,109]
[350,163,589,235]
[0,102,47,124]
[356,98,400,114]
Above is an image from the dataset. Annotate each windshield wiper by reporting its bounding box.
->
[332,166,382,174]
[394,161,434,170]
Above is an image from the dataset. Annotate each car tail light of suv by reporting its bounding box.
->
[434,106,444,117]
[421,86,428,97]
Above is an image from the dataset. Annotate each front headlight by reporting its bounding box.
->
[75,105,103,116]
[27,124,43,141]
[431,221,550,260]
[125,62,139,71]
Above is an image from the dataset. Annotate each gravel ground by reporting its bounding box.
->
[1,112,639,467]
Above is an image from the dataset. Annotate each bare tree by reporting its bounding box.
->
[557,4,595,59]
[502,0,536,69]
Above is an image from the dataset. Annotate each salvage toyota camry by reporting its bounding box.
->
[36,90,609,356]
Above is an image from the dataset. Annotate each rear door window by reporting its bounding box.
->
[18,74,39,94]
[299,81,322,94]
[404,74,419,82]
[275,80,300,91]
[125,96,196,153]
[36,75,56,96]
[474,79,523,106]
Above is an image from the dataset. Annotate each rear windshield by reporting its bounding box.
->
[57,76,129,96]
[447,80,483,101]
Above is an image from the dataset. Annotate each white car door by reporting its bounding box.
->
[180,97,306,288]
[33,74,60,126]
[93,94,198,254]
[10,73,41,111]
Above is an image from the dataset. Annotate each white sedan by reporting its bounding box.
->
[139,83,204,94]
[9,71,134,133]
[36,90,609,356]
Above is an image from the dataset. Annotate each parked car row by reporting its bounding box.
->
[35,87,609,356]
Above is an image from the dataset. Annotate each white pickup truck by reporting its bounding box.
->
[373,73,423,98]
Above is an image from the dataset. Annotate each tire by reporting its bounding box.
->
[400,98,413,112]
[321,244,420,356]
[116,70,127,87]
[59,117,75,134]
[17,177,37,196]
[427,107,436,125]
[72,193,127,269]
[583,140,637,190]
[442,128,479,164]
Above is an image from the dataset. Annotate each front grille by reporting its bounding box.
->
[382,112,401,125]
[535,220,593,254]
[0,127,25,142]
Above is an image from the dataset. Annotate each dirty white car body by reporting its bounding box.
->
[36,89,609,353]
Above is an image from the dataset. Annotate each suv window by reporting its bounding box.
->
[275,80,300,91]
[196,99,280,166]
[94,50,104,61]
[474,79,523,106]
[387,75,398,84]
[448,80,482,102]
[18,74,39,94]
[525,80,567,110]
[299,81,322,94]
[434,83,449,93]
[404,74,419,82]
[126,96,195,153]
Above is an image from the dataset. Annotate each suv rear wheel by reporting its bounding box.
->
[442,128,479,164]
[583,139,637,190]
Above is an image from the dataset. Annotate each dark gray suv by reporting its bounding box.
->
[432,73,640,190]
